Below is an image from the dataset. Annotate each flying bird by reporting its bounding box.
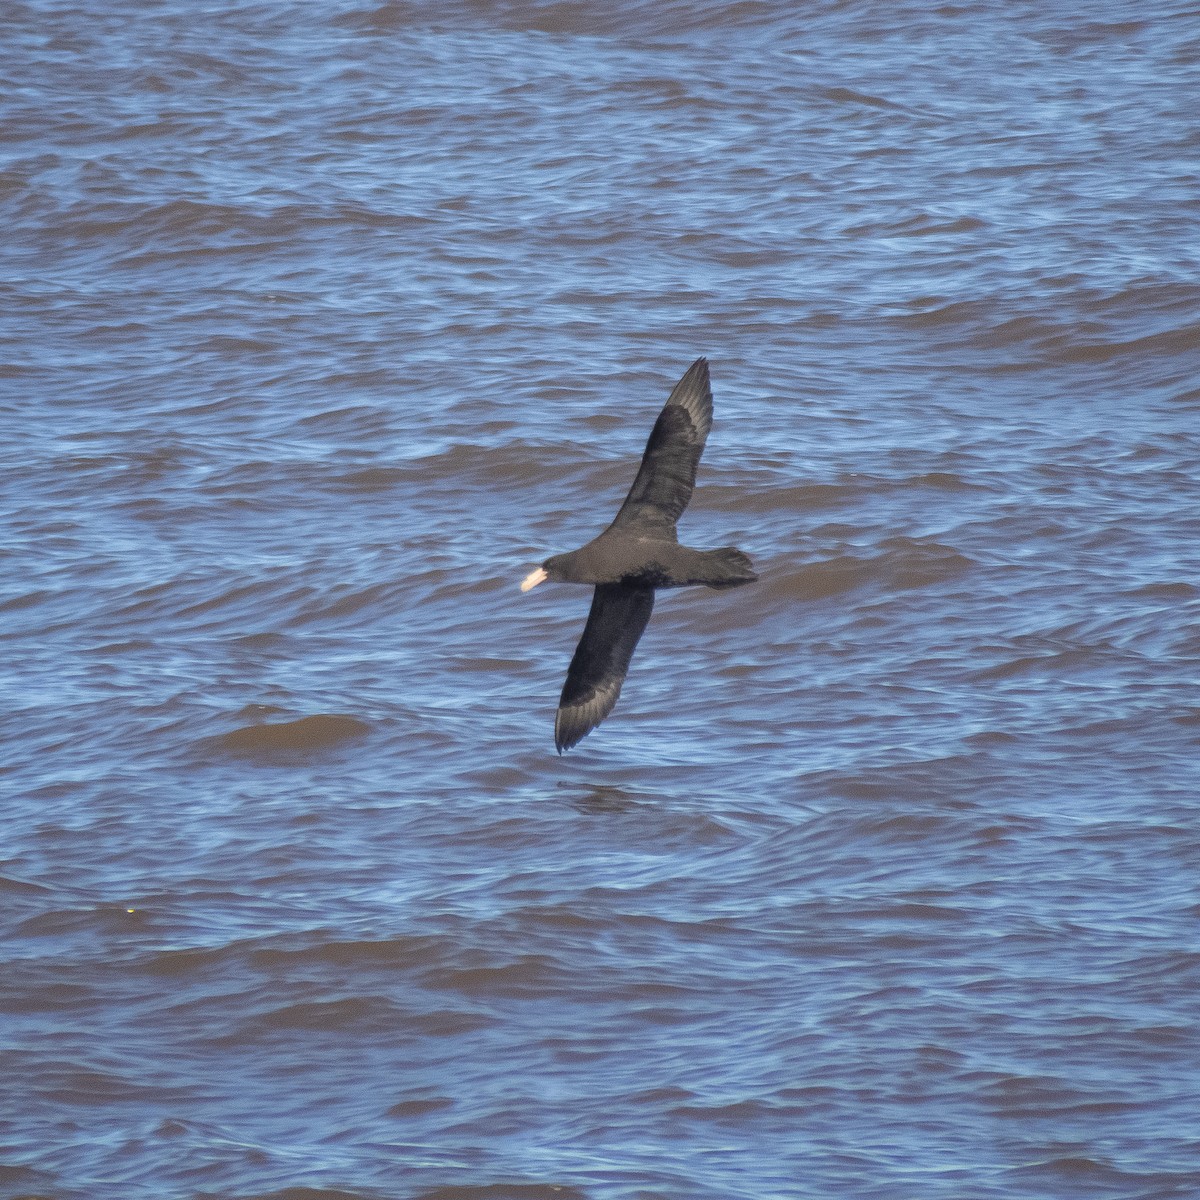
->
[521,357,756,752]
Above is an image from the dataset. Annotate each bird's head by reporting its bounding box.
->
[520,551,576,592]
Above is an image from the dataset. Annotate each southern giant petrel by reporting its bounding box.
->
[521,358,756,752]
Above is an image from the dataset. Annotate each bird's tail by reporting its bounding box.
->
[699,547,757,589]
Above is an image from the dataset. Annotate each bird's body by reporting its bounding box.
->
[538,531,752,590]
[522,358,756,753]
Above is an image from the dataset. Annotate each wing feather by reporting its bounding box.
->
[554,584,655,752]
[609,357,713,535]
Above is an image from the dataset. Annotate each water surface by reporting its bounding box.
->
[3,2,1200,1198]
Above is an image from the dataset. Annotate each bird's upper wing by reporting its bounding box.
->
[555,583,655,753]
[609,357,713,536]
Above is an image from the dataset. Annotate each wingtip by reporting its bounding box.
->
[554,708,585,753]
[669,356,711,391]
[666,356,713,437]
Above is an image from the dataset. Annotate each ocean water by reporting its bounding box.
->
[3,2,1200,1198]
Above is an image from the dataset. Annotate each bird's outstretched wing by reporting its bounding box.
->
[609,357,713,536]
[555,583,655,753]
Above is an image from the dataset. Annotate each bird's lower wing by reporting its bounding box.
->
[609,357,713,535]
[555,583,655,753]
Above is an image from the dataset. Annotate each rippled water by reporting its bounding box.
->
[4,2,1200,1198]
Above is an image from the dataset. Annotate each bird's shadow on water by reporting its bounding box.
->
[558,780,647,815]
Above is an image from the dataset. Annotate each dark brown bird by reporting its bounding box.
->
[521,358,756,753]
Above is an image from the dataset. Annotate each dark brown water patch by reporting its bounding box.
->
[0,980,95,1013]
[629,1085,697,1106]
[885,901,967,921]
[252,995,402,1033]
[765,555,874,602]
[882,213,988,237]
[206,1190,376,1200]
[714,481,860,513]
[963,730,1019,745]
[899,471,976,491]
[43,1066,184,1106]
[141,942,257,978]
[0,1162,47,1189]
[1007,1157,1136,1185]
[231,632,292,650]
[0,588,54,614]
[430,956,564,999]
[250,935,448,972]
[446,656,528,673]
[414,1187,587,1200]
[877,537,974,589]
[386,1096,454,1118]
[1050,318,1200,365]
[330,466,412,491]
[1128,581,1197,599]
[819,85,914,112]
[0,872,52,895]
[972,647,1102,681]
[669,1097,778,1123]
[214,714,371,756]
